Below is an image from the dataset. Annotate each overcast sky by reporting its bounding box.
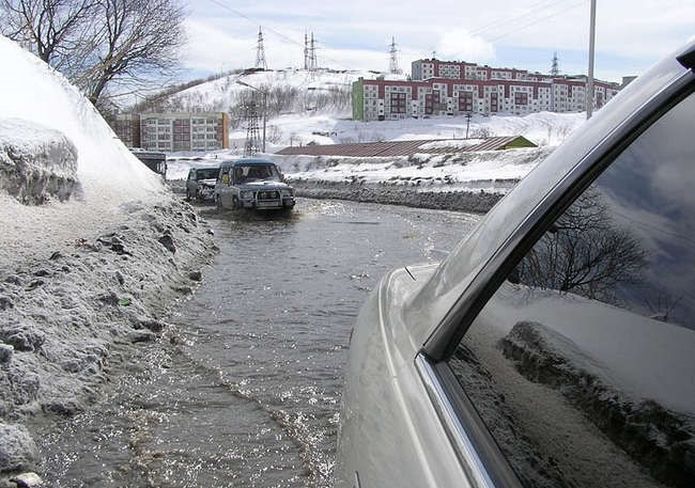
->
[182,0,695,82]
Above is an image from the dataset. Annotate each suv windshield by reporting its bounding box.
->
[234,164,281,183]
[196,168,220,180]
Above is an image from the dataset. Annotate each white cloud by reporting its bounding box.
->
[436,29,496,62]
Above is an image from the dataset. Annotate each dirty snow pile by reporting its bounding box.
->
[0,36,216,485]
[0,118,79,204]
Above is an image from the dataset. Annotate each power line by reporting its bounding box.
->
[486,0,587,43]
[206,0,351,70]
[468,0,567,37]
[441,0,582,60]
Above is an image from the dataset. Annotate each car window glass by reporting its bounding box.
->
[446,91,695,488]
[196,168,218,180]
[235,164,280,182]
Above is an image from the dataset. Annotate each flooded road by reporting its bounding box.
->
[37,199,480,487]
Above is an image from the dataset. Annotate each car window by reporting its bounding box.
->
[235,164,281,182]
[196,168,219,180]
[446,91,695,488]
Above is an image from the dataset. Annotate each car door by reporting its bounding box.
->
[420,86,695,487]
[218,166,232,207]
[186,168,195,193]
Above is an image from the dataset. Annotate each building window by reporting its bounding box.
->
[515,92,529,105]
[458,91,474,112]
[390,92,407,114]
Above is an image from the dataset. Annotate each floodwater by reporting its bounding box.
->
[37,199,480,487]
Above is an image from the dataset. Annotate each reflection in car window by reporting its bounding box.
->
[447,92,695,488]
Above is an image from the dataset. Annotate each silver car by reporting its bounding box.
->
[215,159,295,211]
[185,166,220,202]
[337,43,695,487]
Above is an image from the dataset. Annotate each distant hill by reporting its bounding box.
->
[139,68,587,153]
[150,68,403,120]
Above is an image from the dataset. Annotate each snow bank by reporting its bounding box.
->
[467,284,695,486]
[0,118,78,204]
[272,146,553,191]
[0,37,218,483]
[0,36,161,204]
[493,284,695,415]
[453,284,695,487]
[0,36,166,267]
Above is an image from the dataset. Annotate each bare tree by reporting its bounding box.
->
[0,0,97,65]
[77,0,185,106]
[1,0,185,108]
[515,189,647,302]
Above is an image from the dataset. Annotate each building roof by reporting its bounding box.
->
[275,136,536,158]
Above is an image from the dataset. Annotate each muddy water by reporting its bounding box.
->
[37,199,480,487]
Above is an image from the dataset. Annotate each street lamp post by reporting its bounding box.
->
[236,80,267,153]
[587,0,597,119]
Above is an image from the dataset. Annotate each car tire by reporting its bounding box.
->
[232,196,239,210]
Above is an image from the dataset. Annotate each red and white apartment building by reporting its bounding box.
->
[352,59,621,121]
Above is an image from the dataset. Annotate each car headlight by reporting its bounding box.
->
[240,190,255,200]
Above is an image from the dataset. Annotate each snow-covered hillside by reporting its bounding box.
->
[165,67,403,114]
[155,67,587,151]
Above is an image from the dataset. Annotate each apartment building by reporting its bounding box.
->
[411,59,555,82]
[112,112,230,152]
[353,59,620,121]
[140,112,229,152]
[111,113,141,148]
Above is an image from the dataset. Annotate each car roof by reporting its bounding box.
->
[404,40,695,352]
[220,158,276,168]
